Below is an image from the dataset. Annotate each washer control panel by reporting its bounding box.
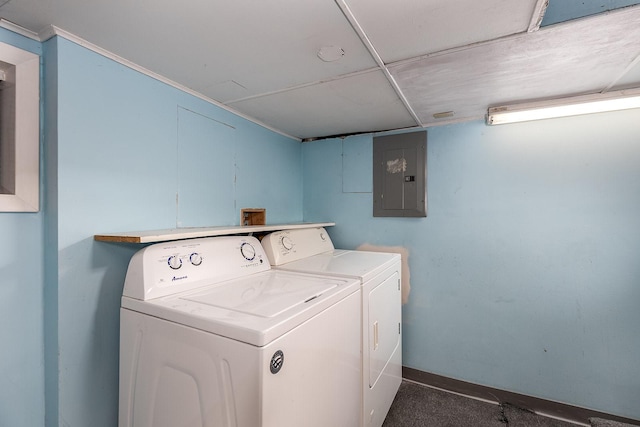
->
[123,236,269,300]
[261,227,335,266]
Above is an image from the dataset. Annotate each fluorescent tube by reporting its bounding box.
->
[486,88,640,125]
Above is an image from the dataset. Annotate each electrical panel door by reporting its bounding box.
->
[373,131,426,217]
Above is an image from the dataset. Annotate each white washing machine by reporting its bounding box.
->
[261,228,402,427]
[119,235,362,427]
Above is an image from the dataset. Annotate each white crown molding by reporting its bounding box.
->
[0,19,41,41]
[38,25,301,141]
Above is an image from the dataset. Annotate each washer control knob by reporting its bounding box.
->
[281,236,293,251]
[240,242,256,261]
[167,255,182,270]
[190,252,202,266]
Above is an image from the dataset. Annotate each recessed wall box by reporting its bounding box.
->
[373,131,427,217]
[241,208,266,225]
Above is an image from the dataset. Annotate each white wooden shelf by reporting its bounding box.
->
[94,222,335,244]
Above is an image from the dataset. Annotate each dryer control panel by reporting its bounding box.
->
[261,227,335,266]
[123,236,270,300]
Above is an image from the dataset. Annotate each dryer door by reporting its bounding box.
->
[368,270,401,387]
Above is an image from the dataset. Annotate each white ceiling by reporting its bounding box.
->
[1,0,639,140]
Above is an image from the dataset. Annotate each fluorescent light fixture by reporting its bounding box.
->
[486,87,640,125]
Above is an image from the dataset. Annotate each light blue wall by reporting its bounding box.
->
[0,216,45,426]
[3,9,639,426]
[46,36,302,426]
[0,29,45,427]
[302,112,640,420]
[541,0,640,26]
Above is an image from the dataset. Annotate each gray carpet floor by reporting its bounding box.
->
[383,381,637,427]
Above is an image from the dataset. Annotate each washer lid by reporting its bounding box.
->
[276,250,400,283]
[181,273,337,318]
[121,270,359,347]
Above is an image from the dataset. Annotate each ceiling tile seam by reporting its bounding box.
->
[527,0,550,32]
[333,0,422,127]
[601,51,640,93]
[387,30,533,70]
[41,25,302,141]
[224,67,381,104]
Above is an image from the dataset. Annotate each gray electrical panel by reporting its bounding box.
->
[373,131,427,217]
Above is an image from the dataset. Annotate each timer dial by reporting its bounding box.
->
[281,236,293,251]
[240,242,256,261]
[167,255,182,270]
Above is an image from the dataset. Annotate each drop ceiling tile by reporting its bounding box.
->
[1,0,378,101]
[610,55,640,90]
[0,0,54,32]
[343,0,542,63]
[228,70,417,139]
[389,6,640,126]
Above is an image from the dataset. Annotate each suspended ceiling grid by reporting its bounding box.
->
[1,0,639,139]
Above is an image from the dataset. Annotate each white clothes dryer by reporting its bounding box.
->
[261,228,402,427]
[119,235,362,427]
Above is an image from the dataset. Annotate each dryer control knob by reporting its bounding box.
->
[240,242,256,261]
[167,255,182,270]
[281,236,293,251]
